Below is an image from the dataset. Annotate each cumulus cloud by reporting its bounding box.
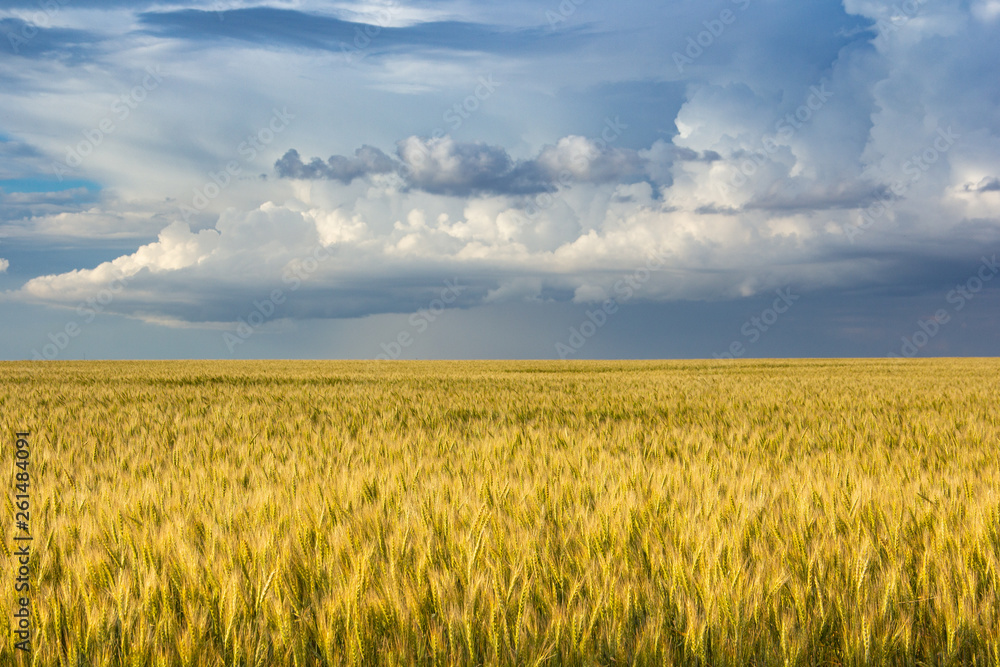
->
[534,135,645,184]
[7,171,906,326]
[273,146,396,183]
[275,133,713,197]
[0,258,8,273]
[18,220,221,303]
[395,136,546,195]
[277,137,551,195]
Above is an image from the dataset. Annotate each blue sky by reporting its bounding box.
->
[1,0,998,360]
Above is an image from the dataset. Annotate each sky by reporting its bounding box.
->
[1,0,998,360]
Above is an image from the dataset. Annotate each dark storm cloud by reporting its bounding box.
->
[274,147,397,183]
[397,140,557,196]
[274,135,720,197]
[274,141,556,196]
[743,183,896,213]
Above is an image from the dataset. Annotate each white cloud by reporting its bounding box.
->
[972,0,1000,22]
[535,135,643,184]
[18,220,221,303]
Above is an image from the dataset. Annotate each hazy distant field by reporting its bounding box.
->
[2,359,998,665]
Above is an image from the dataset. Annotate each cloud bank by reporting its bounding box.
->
[2,0,998,352]
[273,131,672,196]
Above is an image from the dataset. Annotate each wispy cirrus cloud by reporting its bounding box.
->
[136,7,589,56]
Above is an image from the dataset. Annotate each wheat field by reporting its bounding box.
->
[1,359,998,666]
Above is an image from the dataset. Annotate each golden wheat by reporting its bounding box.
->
[0,359,997,665]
